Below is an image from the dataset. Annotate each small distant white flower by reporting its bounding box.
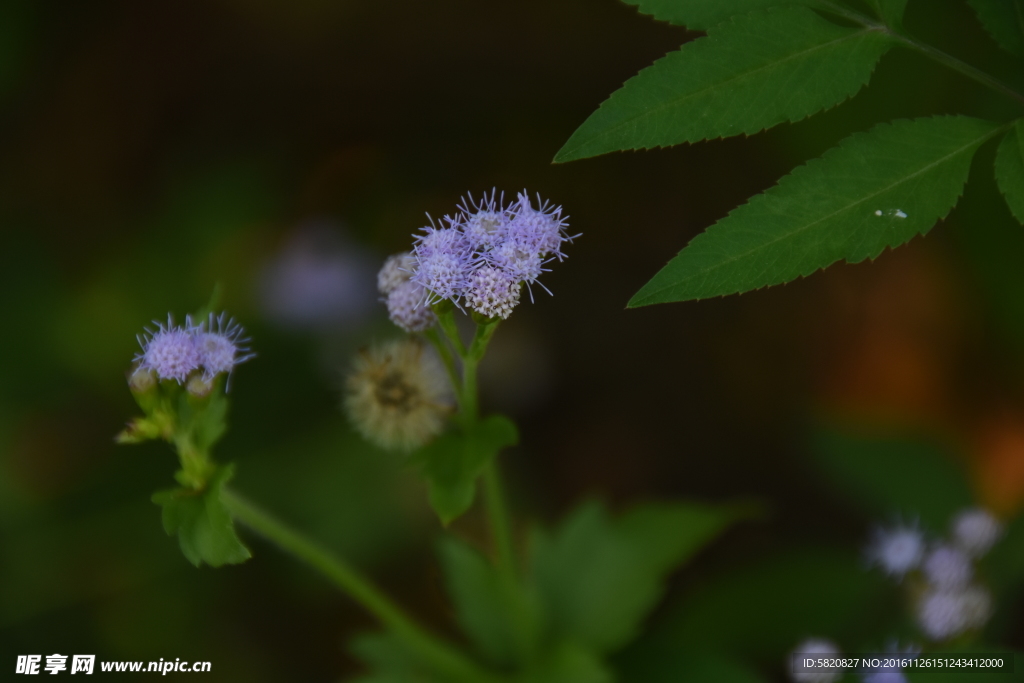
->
[789,638,842,683]
[951,508,1003,558]
[922,544,972,589]
[916,584,992,641]
[866,521,926,579]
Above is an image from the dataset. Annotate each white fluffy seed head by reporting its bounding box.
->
[951,508,1003,558]
[344,338,452,451]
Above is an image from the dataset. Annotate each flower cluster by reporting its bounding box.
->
[135,313,253,384]
[379,190,573,330]
[865,508,1003,641]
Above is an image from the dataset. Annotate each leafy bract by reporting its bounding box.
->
[809,425,974,530]
[437,537,543,667]
[411,415,518,525]
[621,0,816,30]
[967,0,1024,58]
[629,116,1000,305]
[151,463,251,568]
[995,120,1024,223]
[529,500,742,654]
[866,0,909,27]
[555,6,892,162]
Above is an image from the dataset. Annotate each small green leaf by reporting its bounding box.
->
[629,116,1000,305]
[809,425,974,529]
[411,415,518,525]
[151,463,251,568]
[530,500,743,654]
[437,537,543,667]
[622,0,815,30]
[555,6,892,162]
[866,0,909,27]
[967,0,1024,57]
[995,121,1024,223]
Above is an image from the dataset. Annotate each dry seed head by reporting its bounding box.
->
[345,338,452,451]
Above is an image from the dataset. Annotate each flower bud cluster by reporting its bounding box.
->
[378,190,574,329]
[864,508,1004,642]
[135,313,253,384]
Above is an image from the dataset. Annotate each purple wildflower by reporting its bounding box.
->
[460,190,510,250]
[466,266,521,320]
[387,279,436,332]
[136,316,201,383]
[506,191,570,259]
[195,313,253,379]
[865,520,925,579]
[411,223,474,304]
[378,252,416,295]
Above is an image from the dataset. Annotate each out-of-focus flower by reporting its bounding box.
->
[915,584,992,641]
[865,521,925,579]
[135,316,201,383]
[195,313,253,380]
[789,638,842,683]
[950,507,1003,557]
[921,544,972,589]
[258,223,376,331]
[344,338,451,451]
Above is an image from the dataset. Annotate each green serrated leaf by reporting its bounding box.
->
[555,6,892,162]
[622,0,815,30]
[437,537,543,667]
[151,463,251,568]
[866,0,909,27]
[412,415,518,525]
[629,116,1000,306]
[809,425,973,529]
[530,500,742,654]
[968,0,1024,57]
[996,121,1024,223]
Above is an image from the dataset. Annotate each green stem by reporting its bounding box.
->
[423,327,461,396]
[817,0,1024,107]
[221,489,496,683]
[482,460,516,580]
[435,306,467,357]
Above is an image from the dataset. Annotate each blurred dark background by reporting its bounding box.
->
[3,0,1024,680]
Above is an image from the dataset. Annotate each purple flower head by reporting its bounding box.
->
[466,266,521,320]
[194,313,253,380]
[506,191,570,260]
[378,252,416,295]
[136,315,202,383]
[922,544,972,589]
[411,222,474,304]
[460,190,511,251]
[387,279,436,332]
[865,519,925,580]
[487,238,546,286]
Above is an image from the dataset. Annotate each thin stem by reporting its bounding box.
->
[221,489,496,683]
[482,460,516,580]
[423,327,461,397]
[434,306,467,357]
[816,0,1024,107]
